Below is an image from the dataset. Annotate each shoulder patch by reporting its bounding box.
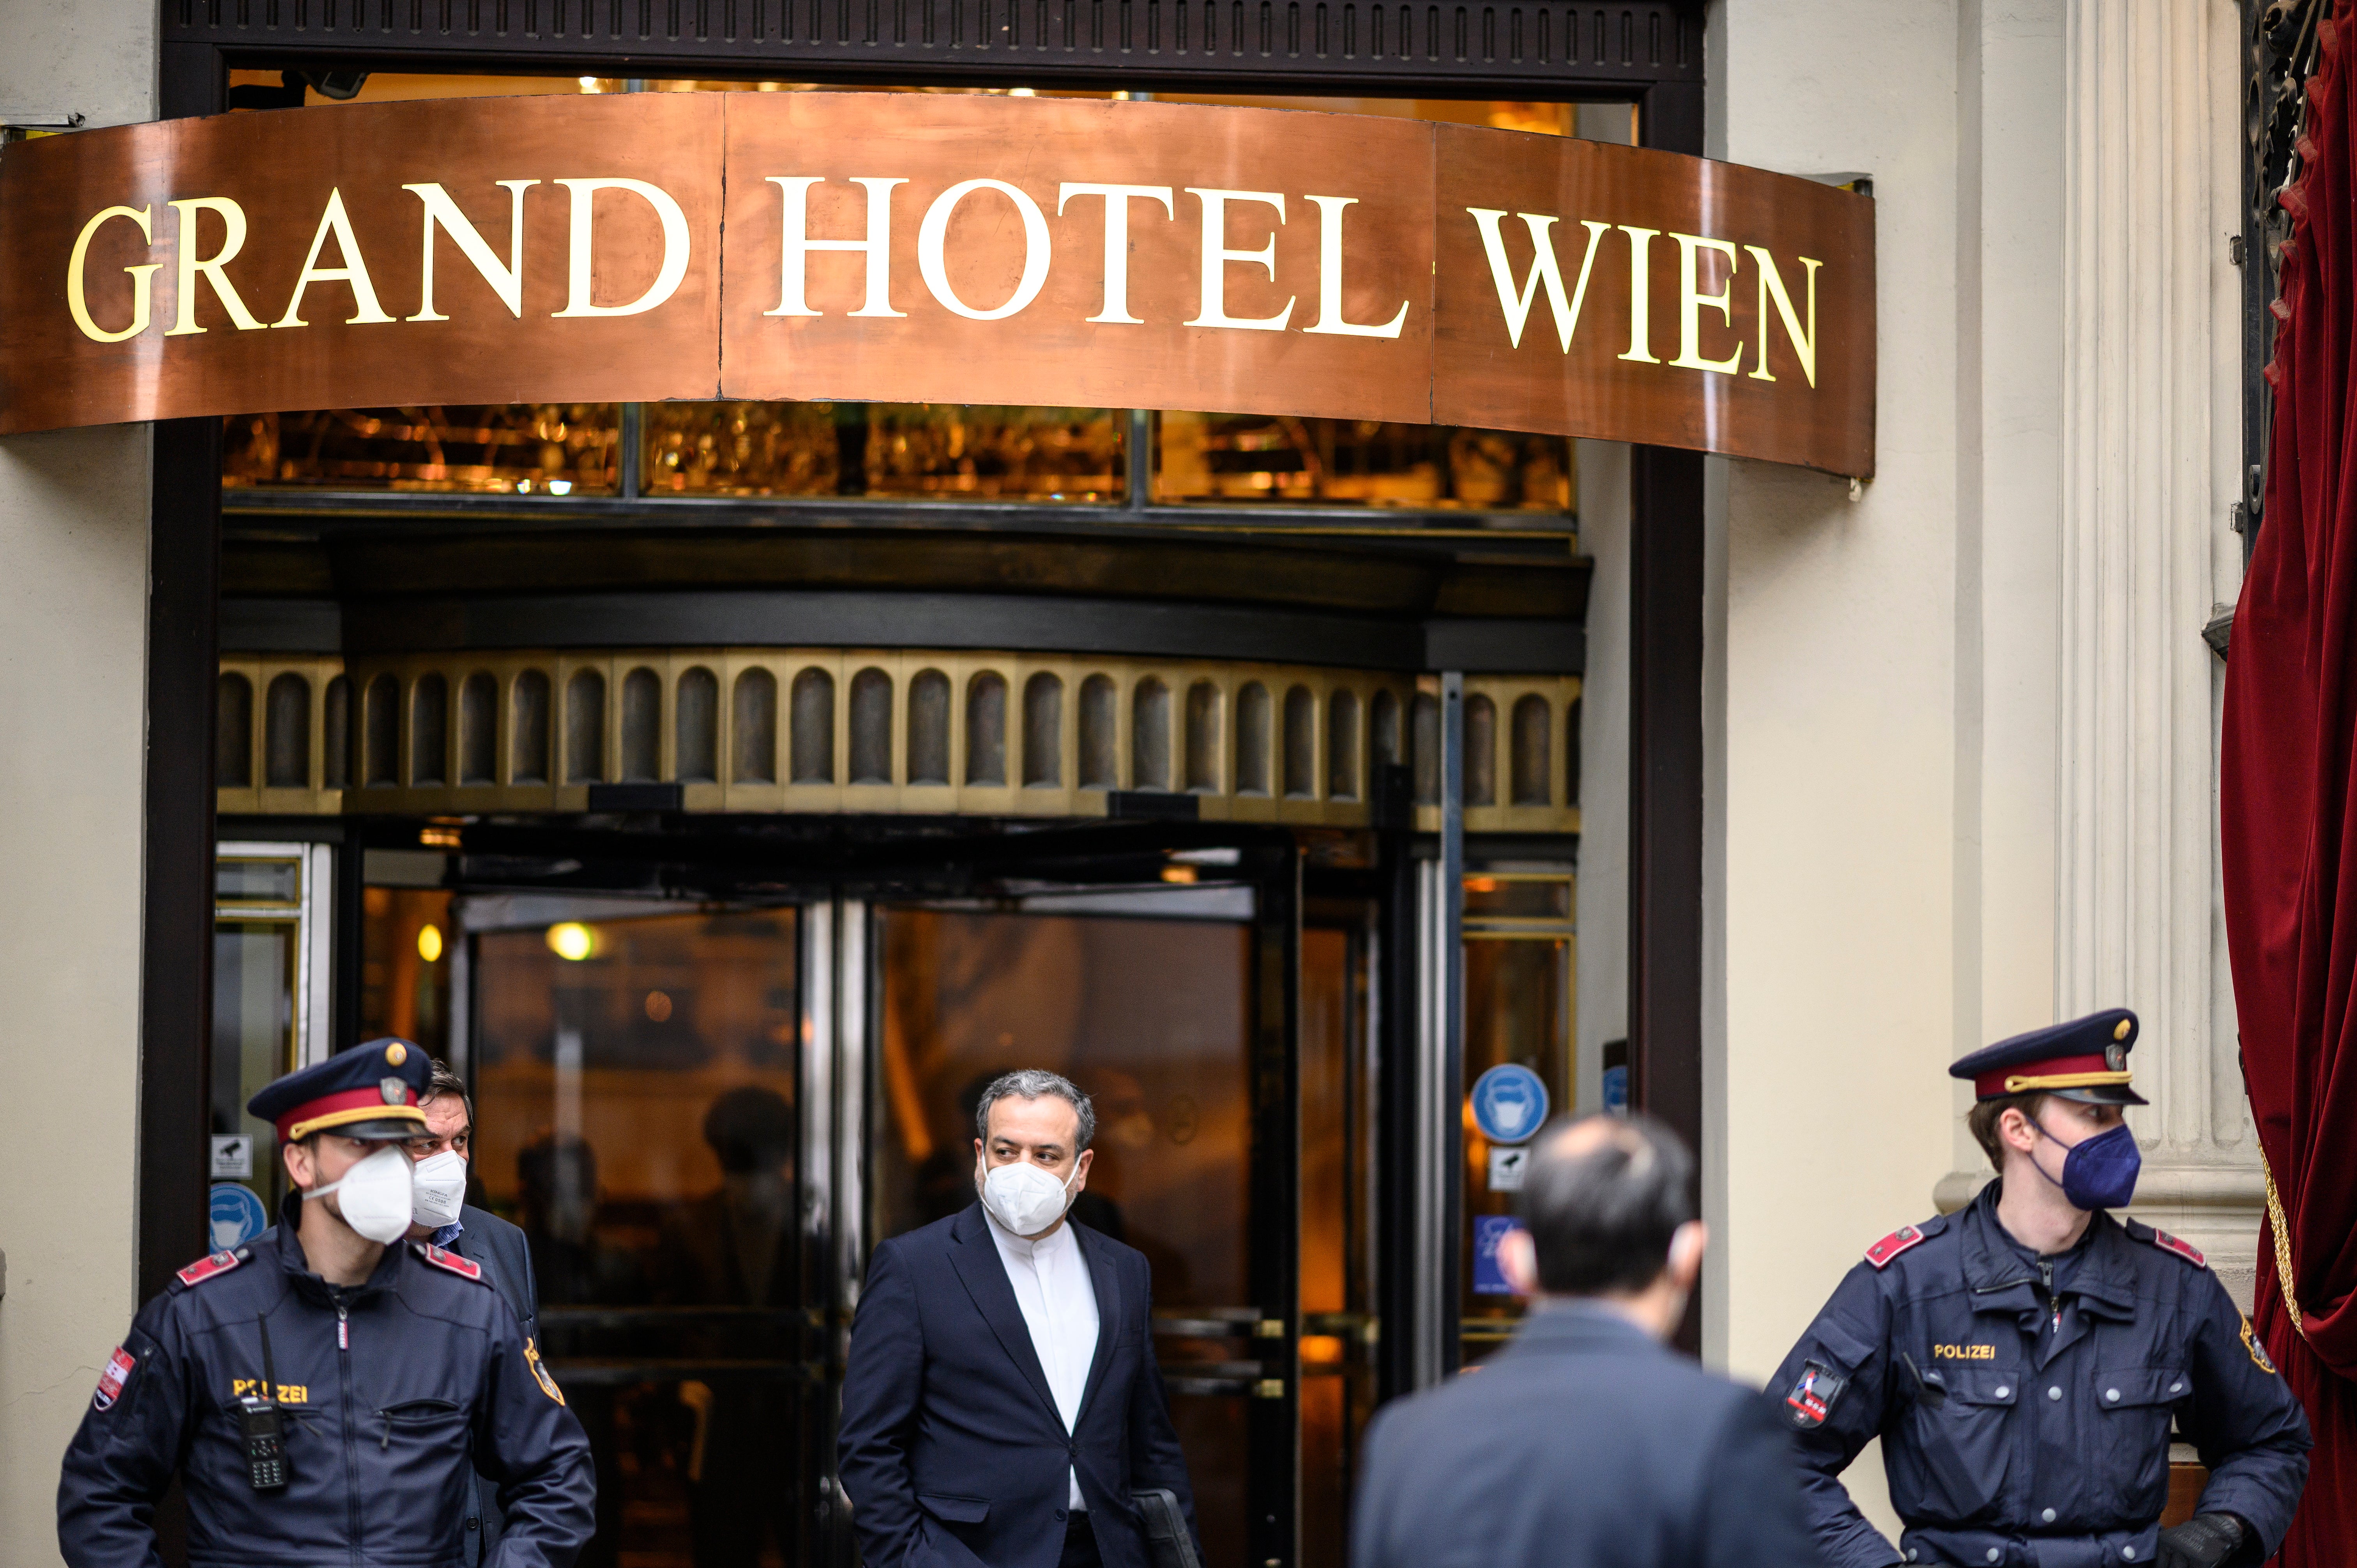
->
[172,1248,249,1290]
[414,1242,486,1282]
[92,1347,136,1411]
[2240,1315,2278,1375]
[2145,1228,2207,1269]
[1866,1224,1930,1270]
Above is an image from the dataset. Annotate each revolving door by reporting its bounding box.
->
[400,830,1376,1568]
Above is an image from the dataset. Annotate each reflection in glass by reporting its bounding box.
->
[359,886,452,1061]
[1299,925,1376,1568]
[873,908,1253,1568]
[212,920,298,1217]
[645,402,1125,501]
[1156,413,1571,510]
[223,405,620,493]
[474,908,803,1568]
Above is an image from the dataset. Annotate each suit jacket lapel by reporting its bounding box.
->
[1073,1221,1121,1422]
[947,1205,1062,1424]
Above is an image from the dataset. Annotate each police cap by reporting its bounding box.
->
[247,1037,431,1143]
[1948,1008,2148,1106]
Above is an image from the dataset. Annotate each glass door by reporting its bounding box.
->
[463,894,811,1568]
[210,841,335,1247]
[431,831,1354,1568]
[862,863,1304,1568]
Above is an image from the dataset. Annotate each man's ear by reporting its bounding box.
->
[1499,1225,1540,1296]
[282,1137,312,1192]
[1072,1147,1094,1188]
[1666,1220,1707,1293]
[1998,1105,2041,1155]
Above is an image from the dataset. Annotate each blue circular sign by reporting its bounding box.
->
[1469,1064,1550,1144]
[208,1183,269,1252]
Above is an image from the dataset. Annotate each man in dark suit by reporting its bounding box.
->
[405,1059,542,1568]
[840,1069,1198,1568]
[1352,1112,1821,1568]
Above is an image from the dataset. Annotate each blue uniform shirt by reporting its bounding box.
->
[1770,1183,2310,1568]
[57,1204,594,1568]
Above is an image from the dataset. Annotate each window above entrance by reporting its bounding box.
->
[215,649,1580,835]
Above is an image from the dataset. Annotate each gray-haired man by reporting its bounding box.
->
[839,1069,1199,1568]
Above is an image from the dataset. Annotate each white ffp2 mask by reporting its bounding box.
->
[979,1159,1080,1237]
[305,1144,415,1244]
[409,1150,468,1230]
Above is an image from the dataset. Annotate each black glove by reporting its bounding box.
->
[2157,1513,2245,1568]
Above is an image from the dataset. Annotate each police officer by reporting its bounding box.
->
[1770,1009,2310,1568]
[58,1039,596,1567]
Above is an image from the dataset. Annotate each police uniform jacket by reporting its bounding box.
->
[1771,1183,2310,1568]
[57,1201,595,1568]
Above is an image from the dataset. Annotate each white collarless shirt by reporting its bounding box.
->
[984,1209,1101,1511]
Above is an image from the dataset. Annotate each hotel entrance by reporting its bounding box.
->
[304,824,1379,1568]
[143,12,1759,1563]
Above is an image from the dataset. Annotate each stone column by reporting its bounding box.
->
[2053,0,2259,1303]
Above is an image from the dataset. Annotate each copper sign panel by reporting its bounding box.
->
[0,93,1873,476]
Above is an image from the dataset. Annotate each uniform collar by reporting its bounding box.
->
[1961,1183,2137,1322]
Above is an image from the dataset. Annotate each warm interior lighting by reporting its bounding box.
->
[645,989,673,1022]
[1464,876,1498,893]
[1161,865,1199,884]
[419,824,462,848]
[547,922,595,961]
[416,924,444,964]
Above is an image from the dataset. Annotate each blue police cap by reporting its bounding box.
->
[246,1037,432,1143]
[1948,1008,2147,1106]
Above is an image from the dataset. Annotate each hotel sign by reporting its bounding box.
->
[0,93,1875,477]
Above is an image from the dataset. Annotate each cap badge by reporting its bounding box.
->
[2113,1019,2131,1041]
[379,1077,408,1105]
[2105,1044,2126,1072]
[384,1041,408,1067]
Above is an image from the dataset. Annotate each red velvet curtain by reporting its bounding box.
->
[2220,7,2357,1562]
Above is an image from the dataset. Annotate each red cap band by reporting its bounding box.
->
[275,1084,419,1142]
[1973,1052,2111,1099]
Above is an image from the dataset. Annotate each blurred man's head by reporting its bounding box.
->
[1498,1112,1706,1342]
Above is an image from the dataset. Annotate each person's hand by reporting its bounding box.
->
[2157,1513,2245,1568]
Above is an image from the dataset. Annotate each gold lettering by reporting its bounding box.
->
[165,197,263,336]
[765,176,907,319]
[403,180,538,321]
[1184,189,1293,332]
[272,188,394,328]
[1618,226,1661,364]
[1302,195,1409,339]
[66,203,157,344]
[548,178,689,320]
[1746,245,1822,387]
[1929,1344,1997,1360]
[1466,208,1608,352]
[1668,233,1742,374]
[917,178,1052,321]
[1057,182,1175,325]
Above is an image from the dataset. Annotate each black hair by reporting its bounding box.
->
[974,1069,1095,1150]
[420,1058,472,1125]
[1516,1111,1695,1296]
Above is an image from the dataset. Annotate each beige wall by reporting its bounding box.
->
[1704,0,2071,1542]
[0,5,155,1563]
[1705,0,2255,1547]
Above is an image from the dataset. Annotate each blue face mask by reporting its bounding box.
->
[2030,1114,2140,1211]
